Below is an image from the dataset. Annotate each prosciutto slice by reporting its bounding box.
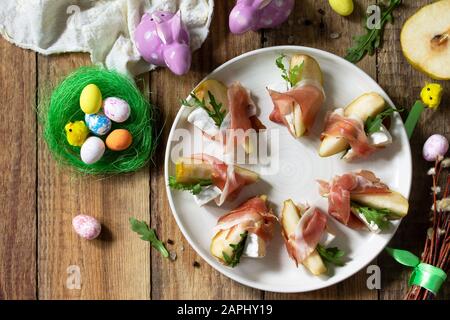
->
[268,80,325,135]
[190,154,257,205]
[321,111,376,160]
[284,207,327,265]
[214,196,277,242]
[318,170,390,229]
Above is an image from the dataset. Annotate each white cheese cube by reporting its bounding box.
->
[355,212,381,234]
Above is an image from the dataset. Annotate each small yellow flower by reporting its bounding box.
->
[420,83,443,109]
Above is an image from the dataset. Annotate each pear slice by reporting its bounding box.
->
[210,195,268,264]
[351,191,409,219]
[319,92,386,157]
[288,54,323,138]
[194,79,229,112]
[280,200,327,276]
[175,158,259,184]
[401,0,450,80]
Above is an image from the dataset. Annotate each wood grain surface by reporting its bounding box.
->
[0,0,448,300]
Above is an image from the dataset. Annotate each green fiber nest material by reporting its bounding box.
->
[40,66,155,175]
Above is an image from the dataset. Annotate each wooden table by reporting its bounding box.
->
[0,0,448,300]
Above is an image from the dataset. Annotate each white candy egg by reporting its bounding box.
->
[423,134,449,162]
[72,214,101,240]
[103,97,131,123]
[80,136,105,164]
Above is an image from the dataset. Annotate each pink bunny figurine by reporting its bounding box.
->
[134,11,191,75]
[229,0,295,34]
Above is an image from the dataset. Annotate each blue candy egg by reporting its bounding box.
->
[85,113,112,136]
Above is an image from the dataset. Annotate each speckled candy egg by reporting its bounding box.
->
[106,129,133,151]
[103,97,131,123]
[72,214,101,240]
[423,134,449,162]
[85,113,112,136]
[80,84,102,114]
[80,136,105,164]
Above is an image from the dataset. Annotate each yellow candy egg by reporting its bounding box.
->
[420,83,443,110]
[329,0,354,16]
[65,121,89,147]
[106,129,133,151]
[80,84,102,114]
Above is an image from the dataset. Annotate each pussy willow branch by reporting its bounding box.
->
[405,158,450,300]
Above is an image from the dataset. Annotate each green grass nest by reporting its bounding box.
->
[40,66,154,175]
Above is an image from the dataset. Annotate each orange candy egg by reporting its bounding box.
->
[106,129,132,151]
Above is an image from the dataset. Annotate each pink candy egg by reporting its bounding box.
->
[72,214,102,240]
[103,97,130,123]
[423,134,449,162]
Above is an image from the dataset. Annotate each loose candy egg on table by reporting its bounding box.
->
[72,214,101,240]
[80,136,105,164]
[329,0,354,16]
[103,97,131,123]
[80,84,102,114]
[106,129,133,151]
[64,121,89,147]
[85,113,112,136]
[423,134,449,162]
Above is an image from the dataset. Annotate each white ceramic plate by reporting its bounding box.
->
[164,46,412,293]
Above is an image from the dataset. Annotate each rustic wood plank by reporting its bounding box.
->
[149,0,263,299]
[37,53,151,299]
[263,0,378,299]
[377,0,450,300]
[0,38,37,300]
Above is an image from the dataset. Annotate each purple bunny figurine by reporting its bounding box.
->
[134,11,191,75]
[229,0,295,34]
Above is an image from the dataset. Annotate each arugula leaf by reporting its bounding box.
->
[317,244,345,266]
[352,203,391,230]
[345,0,402,63]
[181,91,226,127]
[365,105,403,134]
[168,176,212,195]
[275,54,304,87]
[129,217,169,258]
[222,231,248,268]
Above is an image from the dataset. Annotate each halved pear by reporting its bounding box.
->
[280,199,327,276]
[401,0,450,80]
[290,54,323,86]
[210,195,268,264]
[351,191,409,218]
[319,92,386,157]
[175,158,259,184]
[194,79,229,112]
[288,54,323,138]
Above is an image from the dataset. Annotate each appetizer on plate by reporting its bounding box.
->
[182,79,265,154]
[318,170,409,232]
[211,195,277,267]
[268,54,325,138]
[319,92,399,161]
[169,154,259,206]
[280,199,345,276]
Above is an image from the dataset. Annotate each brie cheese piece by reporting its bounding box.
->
[368,124,392,147]
[242,233,266,258]
[187,107,220,137]
[355,212,381,234]
[192,185,222,206]
[319,231,336,247]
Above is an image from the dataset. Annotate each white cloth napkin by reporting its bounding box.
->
[0,0,214,76]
